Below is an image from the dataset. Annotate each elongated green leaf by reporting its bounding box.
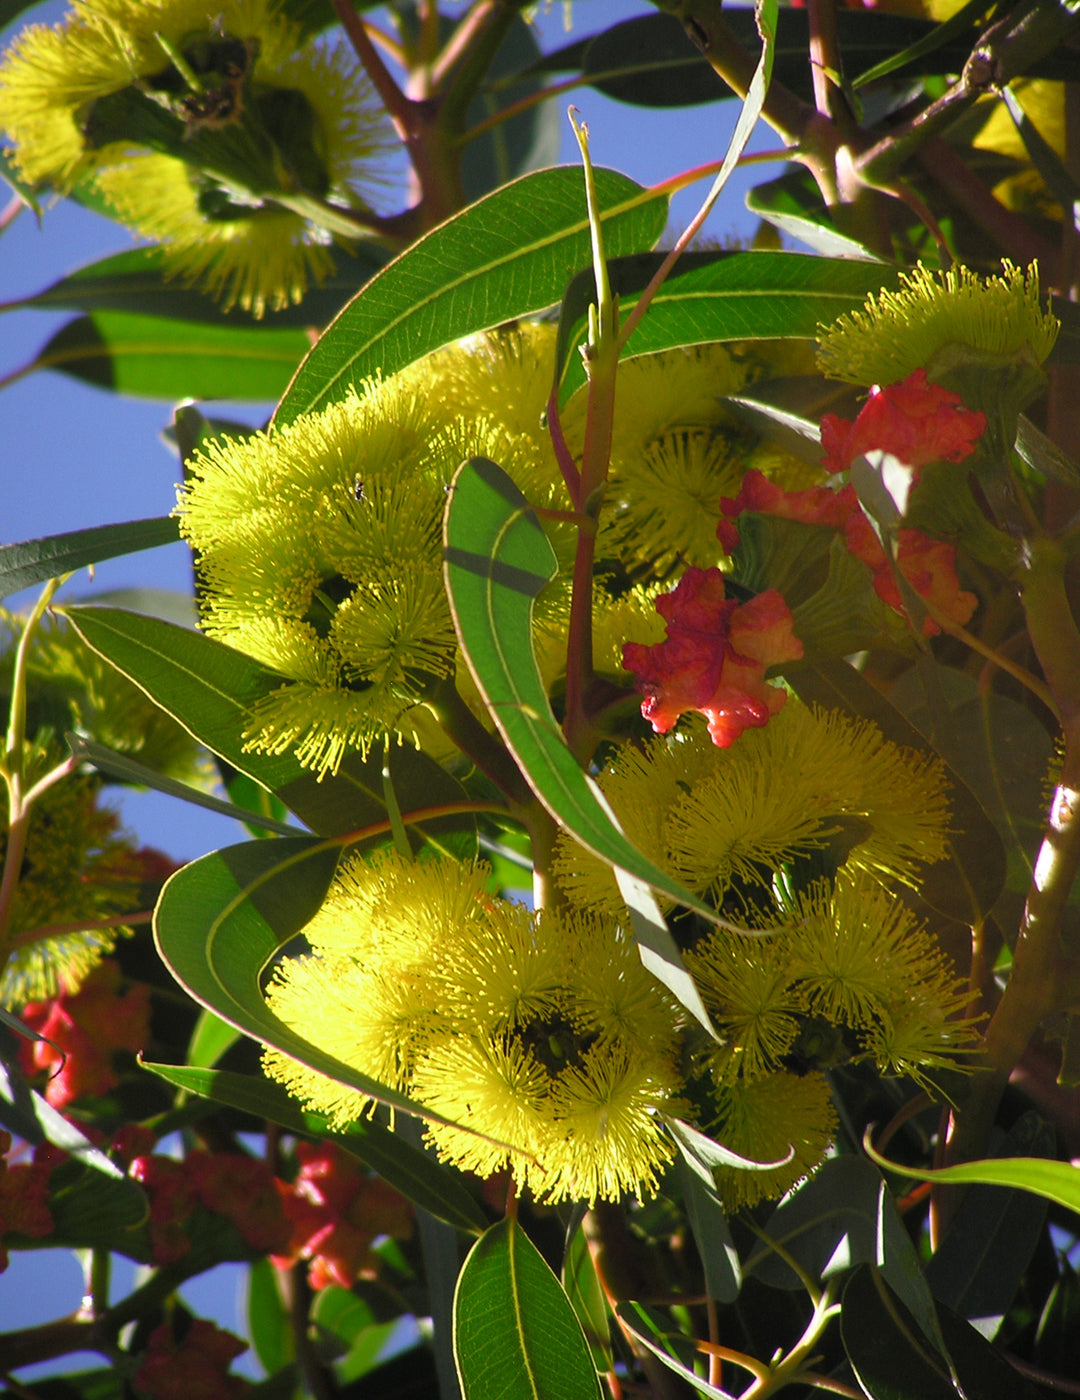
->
[563,1226,613,1373]
[246,1257,295,1377]
[616,1302,737,1400]
[276,165,667,425]
[444,458,722,1033]
[11,243,387,327]
[746,172,882,259]
[33,310,309,400]
[555,252,896,403]
[186,1008,241,1070]
[0,1057,127,1181]
[841,1267,957,1400]
[153,838,498,1144]
[63,605,475,852]
[925,1113,1054,1339]
[865,1134,1080,1216]
[143,1060,487,1234]
[675,1154,741,1306]
[67,733,297,835]
[454,1218,602,1400]
[0,517,180,601]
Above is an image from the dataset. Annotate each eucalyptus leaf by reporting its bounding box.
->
[616,1302,737,1400]
[33,311,309,401]
[277,165,667,424]
[0,518,180,601]
[454,1218,602,1400]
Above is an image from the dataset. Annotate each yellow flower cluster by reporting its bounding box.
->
[0,0,391,313]
[263,849,684,1204]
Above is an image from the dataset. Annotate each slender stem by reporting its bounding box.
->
[11,909,153,949]
[464,73,586,145]
[917,593,1059,716]
[807,0,844,124]
[0,192,26,235]
[331,0,414,133]
[544,387,582,507]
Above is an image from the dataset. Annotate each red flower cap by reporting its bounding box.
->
[876,530,978,636]
[129,1154,198,1264]
[820,369,986,477]
[135,1320,250,1400]
[273,1143,412,1291]
[19,960,150,1109]
[622,567,803,748]
[718,469,865,551]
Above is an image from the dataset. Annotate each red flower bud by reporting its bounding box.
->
[135,1320,250,1400]
[0,1131,56,1272]
[622,568,803,748]
[820,369,985,477]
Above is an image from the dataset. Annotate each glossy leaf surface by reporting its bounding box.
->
[277,165,667,424]
[454,1218,602,1400]
[555,251,897,403]
[33,311,308,400]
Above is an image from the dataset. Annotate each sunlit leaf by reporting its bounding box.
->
[276,165,667,424]
[454,1218,602,1400]
[0,518,179,601]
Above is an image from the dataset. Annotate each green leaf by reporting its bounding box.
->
[186,1007,241,1070]
[11,243,388,327]
[63,606,475,853]
[842,1268,1047,1400]
[454,1217,603,1400]
[787,660,1007,924]
[35,1156,148,1252]
[675,1153,741,1305]
[311,1285,377,1354]
[152,842,501,1161]
[32,310,309,400]
[0,517,180,601]
[276,165,667,425]
[841,1266,958,1400]
[563,1225,613,1373]
[443,457,721,1034]
[746,171,882,258]
[246,1257,295,1377]
[142,1060,488,1234]
[0,1056,127,1182]
[615,1302,736,1400]
[555,251,896,404]
[67,733,297,835]
[864,1134,1080,1218]
[747,1156,947,1362]
[924,1113,1054,1339]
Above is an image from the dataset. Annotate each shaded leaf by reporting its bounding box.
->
[747,171,881,258]
[0,517,180,601]
[67,733,297,836]
[276,165,667,425]
[563,1225,613,1373]
[33,311,309,400]
[12,243,388,328]
[186,1008,241,1070]
[0,1055,127,1181]
[675,1153,741,1305]
[64,605,476,853]
[925,1113,1054,1339]
[747,1156,946,1360]
[841,1266,957,1400]
[454,1217,602,1400]
[616,1302,737,1400]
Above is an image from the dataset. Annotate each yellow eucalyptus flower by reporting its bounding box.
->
[263,851,683,1203]
[554,703,950,915]
[816,261,1059,390]
[0,0,391,314]
[179,374,557,776]
[708,1071,836,1211]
